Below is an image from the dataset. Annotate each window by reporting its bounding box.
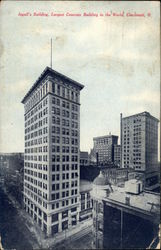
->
[43,212,47,222]
[57,85,60,95]
[52,213,58,222]
[81,203,85,210]
[52,193,59,200]
[52,224,58,235]
[87,201,90,209]
[71,207,77,213]
[62,220,68,231]
[81,193,85,200]
[62,210,68,219]
[52,83,55,93]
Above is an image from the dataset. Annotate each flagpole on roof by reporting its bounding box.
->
[51,38,52,69]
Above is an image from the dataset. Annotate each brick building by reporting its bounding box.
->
[93,134,118,165]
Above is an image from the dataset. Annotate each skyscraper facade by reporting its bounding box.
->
[93,135,118,164]
[22,67,84,236]
[121,111,159,171]
[114,144,121,166]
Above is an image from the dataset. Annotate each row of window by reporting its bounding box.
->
[24,188,47,207]
[25,105,78,134]
[25,173,48,182]
[52,82,79,103]
[24,162,78,172]
[24,162,48,170]
[24,175,48,189]
[52,172,78,181]
[24,182,47,197]
[52,164,78,171]
[51,154,78,163]
[25,136,48,147]
[25,146,48,154]
[25,169,78,181]
[24,192,78,217]
[25,127,48,140]
[25,116,48,130]
[25,136,79,148]
[25,155,48,161]
[25,92,48,116]
[52,97,78,111]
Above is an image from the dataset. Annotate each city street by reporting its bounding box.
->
[0,187,93,250]
[0,187,38,250]
[53,226,93,250]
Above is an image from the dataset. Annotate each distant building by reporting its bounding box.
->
[91,173,160,249]
[93,134,118,165]
[80,151,89,166]
[114,145,121,166]
[79,180,93,221]
[22,67,84,236]
[120,112,159,171]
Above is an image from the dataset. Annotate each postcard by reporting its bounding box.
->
[0,1,160,249]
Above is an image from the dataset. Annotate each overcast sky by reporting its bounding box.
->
[0,1,160,153]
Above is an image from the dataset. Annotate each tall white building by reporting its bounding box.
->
[22,66,84,236]
[120,112,159,171]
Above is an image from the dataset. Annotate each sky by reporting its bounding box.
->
[0,1,160,153]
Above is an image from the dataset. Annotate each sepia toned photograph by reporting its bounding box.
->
[0,1,160,249]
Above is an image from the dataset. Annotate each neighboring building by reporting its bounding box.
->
[93,134,118,165]
[101,167,128,186]
[120,112,159,171]
[21,66,84,236]
[114,144,121,166]
[128,169,160,193]
[80,151,89,166]
[79,180,93,221]
[91,174,160,249]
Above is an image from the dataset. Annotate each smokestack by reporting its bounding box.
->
[120,113,123,168]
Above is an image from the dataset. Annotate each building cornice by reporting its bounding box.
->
[21,66,84,104]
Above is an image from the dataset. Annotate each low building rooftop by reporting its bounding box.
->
[80,151,89,158]
[107,186,160,215]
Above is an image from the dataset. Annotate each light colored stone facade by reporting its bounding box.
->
[121,111,159,171]
[22,67,84,236]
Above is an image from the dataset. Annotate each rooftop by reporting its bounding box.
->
[80,151,89,158]
[21,66,84,103]
[122,111,159,122]
[108,187,160,214]
[93,134,118,140]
